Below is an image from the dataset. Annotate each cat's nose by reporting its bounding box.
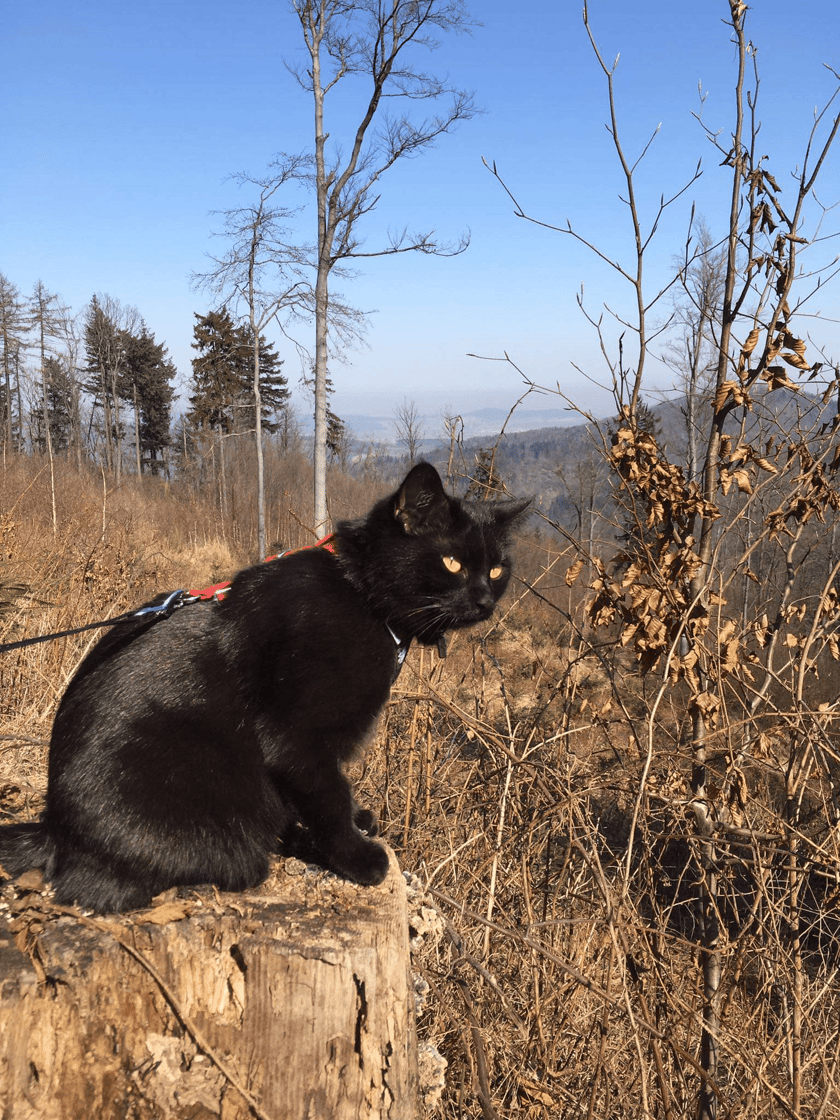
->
[473,586,495,613]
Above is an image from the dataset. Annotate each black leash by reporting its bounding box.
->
[0,589,188,654]
[0,546,423,681]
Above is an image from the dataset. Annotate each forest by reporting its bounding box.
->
[4,0,840,1116]
[0,281,309,486]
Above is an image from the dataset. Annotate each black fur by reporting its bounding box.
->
[0,463,529,912]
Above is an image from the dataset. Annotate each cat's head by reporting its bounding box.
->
[343,462,531,645]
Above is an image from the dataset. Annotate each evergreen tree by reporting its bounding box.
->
[122,324,176,474]
[189,308,243,432]
[303,368,346,465]
[326,407,347,464]
[189,309,289,434]
[82,295,128,472]
[30,355,74,453]
[172,413,199,482]
[30,281,72,461]
[0,274,26,450]
[466,448,506,500]
[236,323,290,434]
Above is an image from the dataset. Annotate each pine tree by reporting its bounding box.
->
[30,356,74,453]
[189,309,289,434]
[326,408,347,464]
[236,324,289,433]
[30,281,72,462]
[189,308,243,433]
[466,448,506,500]
[0,274,26,450]
[122,324,176,474]
[82,295,128,472]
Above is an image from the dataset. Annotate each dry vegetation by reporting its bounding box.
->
[2,442,840,1120]
[4,4,840,1117]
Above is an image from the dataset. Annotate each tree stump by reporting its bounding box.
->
[0,847,418,1120]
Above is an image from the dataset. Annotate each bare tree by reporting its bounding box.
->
[194,155,312,556]
[29,281,72,536]
[441,410,464,489]
[665,217,726,481]
[394,397,426,465]
[486,3,840,1116]
[289,0,477,532]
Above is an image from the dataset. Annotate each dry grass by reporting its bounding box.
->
[2,451,840,1119]
[365,628,840,1119]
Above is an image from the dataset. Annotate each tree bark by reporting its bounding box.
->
[0,848,418,1120]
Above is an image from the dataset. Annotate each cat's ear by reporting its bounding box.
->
[394,462,451,536]
[494,496,533,526]
[487,496,533,534]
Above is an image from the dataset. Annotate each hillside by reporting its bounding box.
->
[2,407,840,1120]
[374,384,836,535]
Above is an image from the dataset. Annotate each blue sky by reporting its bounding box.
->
[3,1,839,432]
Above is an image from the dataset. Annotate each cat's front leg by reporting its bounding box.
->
[275,764,389,886]
[332,827,389,886]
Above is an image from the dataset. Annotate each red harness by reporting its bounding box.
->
[184,531,412,679]
[188,535,337,603]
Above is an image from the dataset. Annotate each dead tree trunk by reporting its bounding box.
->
[0,848,418,1120]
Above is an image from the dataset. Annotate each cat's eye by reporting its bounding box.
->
[442,555,462,574]
[489,565,504,580]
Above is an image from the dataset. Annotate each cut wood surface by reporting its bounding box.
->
[0,847,418,1120]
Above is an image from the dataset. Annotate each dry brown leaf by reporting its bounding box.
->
[742,326,761,356]
[693,690,721,719]
[781,351,810,371]
[764,365,797,391]
[715,380,742,411]
[564,557,585,587]
[14,869,45,892]
[619,622,639,648]
[621,560,642,588]
[519,1080,556,1108]
[723,638,741,675]
[733,468,753,495]
[754,456,777,473]
[754,732,771,759]
[728,769,748,827]
[718,619,736,643]
[783,332,806,356]
[135,900,192,925]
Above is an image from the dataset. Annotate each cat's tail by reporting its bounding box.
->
[0,821,55,880]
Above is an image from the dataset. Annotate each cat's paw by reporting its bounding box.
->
[353,806,378,836]
[333,835,389,887]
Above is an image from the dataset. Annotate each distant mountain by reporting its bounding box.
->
[341,406,579,444]
[343,384,833,539]
[375,383,834,534]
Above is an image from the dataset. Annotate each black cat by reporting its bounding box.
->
[0,463,529,912]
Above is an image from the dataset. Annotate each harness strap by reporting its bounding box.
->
[0,534,421,680]
[186,534,337,603]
